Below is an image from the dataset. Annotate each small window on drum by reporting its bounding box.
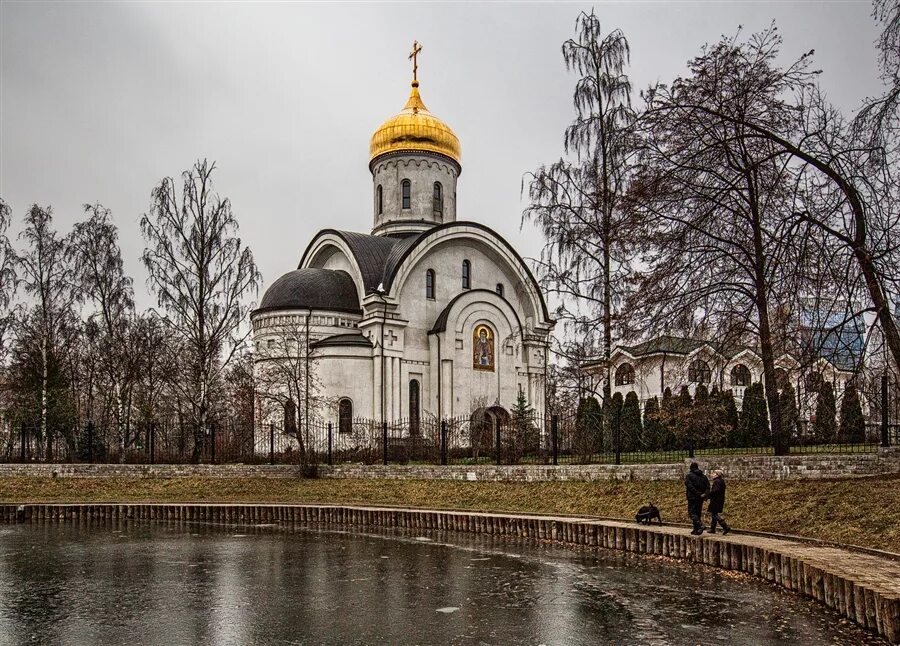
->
[462,260,471,290]
[495,283,504,297]
[426,269,435,300]
[401,179,411,209]
[433,182,443,216]
[376,185,383,215]
[338,398,353,434]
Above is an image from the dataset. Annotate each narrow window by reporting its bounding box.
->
[401,179,411,209]
[495,283,504,297]
[338,398,353,434]
[426,269,435,300]
[409,379,421,436]
[433,182,443,216]
[284,399,297,436]
[376,185,383,215]
[462,260,471,289]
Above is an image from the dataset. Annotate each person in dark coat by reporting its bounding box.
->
[706,469,731,534]
[684,462,710,535]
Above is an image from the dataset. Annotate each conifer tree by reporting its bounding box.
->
[622,391,642,452]
[661,386,676,449]
[642,396,663,450]
[838,383,865,443]
[721,389,740,447]
[779,381,800,442]
[609,391,624,453]
[813,382,837,444]
[574,396,602,458]
[507,389,536,463]
[739,382,770,447]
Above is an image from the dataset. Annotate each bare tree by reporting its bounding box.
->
[642,28,900,375]
[70,204,140,456]
[0,200,17,358]
[14,205,80,458]
[253,314,326,458]
[523,10,636,411]
[631,27,816,453]
[141,160,261,461]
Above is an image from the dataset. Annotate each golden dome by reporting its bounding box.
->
[369,81,461,165]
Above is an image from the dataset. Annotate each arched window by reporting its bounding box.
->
[462,259,471,289]
[338,398,353,434]
[495,283,504,297]
[425,269,435,300]
[774,367,788,390]
[409,379,421,435]
[376,185,383,215]
[401,179,411,209]
[433,182,443,216]
[730,364,751,387]
[614,363,635,386]
[688,359,711,384]
[284,399,297,436]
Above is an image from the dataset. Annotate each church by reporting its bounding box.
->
[251,45,554,438]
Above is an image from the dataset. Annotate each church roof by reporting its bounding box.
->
[322,231,406,294]
[617,335,750,359]
[297,222,551,323]
[311,333,373,349]
[256,268,361,314]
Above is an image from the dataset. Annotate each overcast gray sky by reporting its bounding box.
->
[0,1,884,311]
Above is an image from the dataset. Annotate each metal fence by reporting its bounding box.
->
[1,410,896,467]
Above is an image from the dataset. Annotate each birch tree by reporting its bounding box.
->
[141,160,261,461]
[523,10,636,409]
[14,205,79,458]
[71,204,138,455]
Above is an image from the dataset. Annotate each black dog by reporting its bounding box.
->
[635,503,662,525]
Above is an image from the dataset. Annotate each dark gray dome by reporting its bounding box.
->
[256,269,361,314]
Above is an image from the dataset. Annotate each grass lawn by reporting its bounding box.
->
[0,474,896,553]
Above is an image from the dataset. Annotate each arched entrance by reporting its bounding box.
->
[468,405,509,459]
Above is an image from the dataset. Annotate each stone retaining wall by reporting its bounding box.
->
[1,502,898,643]
[0,448,897,481]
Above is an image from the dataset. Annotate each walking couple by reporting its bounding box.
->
[684,462,730,535]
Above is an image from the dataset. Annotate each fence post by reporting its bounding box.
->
[210,424,216,464]
[382,422,389,465]
[615,415,621,466]
[440,420,448,466]
[551,415,559,466]
[495,418,501,466]
[86,422,93,463]
[269,423,275,465]
[328,422,334,466]
[882,373,890,448]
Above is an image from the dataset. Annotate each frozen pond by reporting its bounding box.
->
[0,521,884,645]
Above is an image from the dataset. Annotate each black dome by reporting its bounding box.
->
[256,269,361,314]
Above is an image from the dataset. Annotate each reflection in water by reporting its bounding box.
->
[0,521,884,646]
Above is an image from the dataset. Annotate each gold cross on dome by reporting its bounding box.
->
[409,40,423,81]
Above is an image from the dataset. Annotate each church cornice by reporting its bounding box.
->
[368,149,461,176]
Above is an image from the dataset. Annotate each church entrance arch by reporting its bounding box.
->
[468,405,509,459]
